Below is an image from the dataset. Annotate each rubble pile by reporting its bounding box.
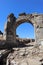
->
[6,43,43,65]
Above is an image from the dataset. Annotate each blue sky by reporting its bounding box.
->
[0,0,43,38]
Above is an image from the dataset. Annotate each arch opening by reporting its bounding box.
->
[16,22,35,39]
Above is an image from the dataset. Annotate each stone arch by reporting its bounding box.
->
[15,14,35,28]
[5,13,37,45]
[4,13,43,46]
[16,19,33,29]
[14,14,36,43]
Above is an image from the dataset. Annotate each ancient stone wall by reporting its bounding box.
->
[3,13,43,45]
[34,15,43,45]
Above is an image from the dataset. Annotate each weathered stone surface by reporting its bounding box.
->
[3,13,43,46]
[6,45,43,65]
